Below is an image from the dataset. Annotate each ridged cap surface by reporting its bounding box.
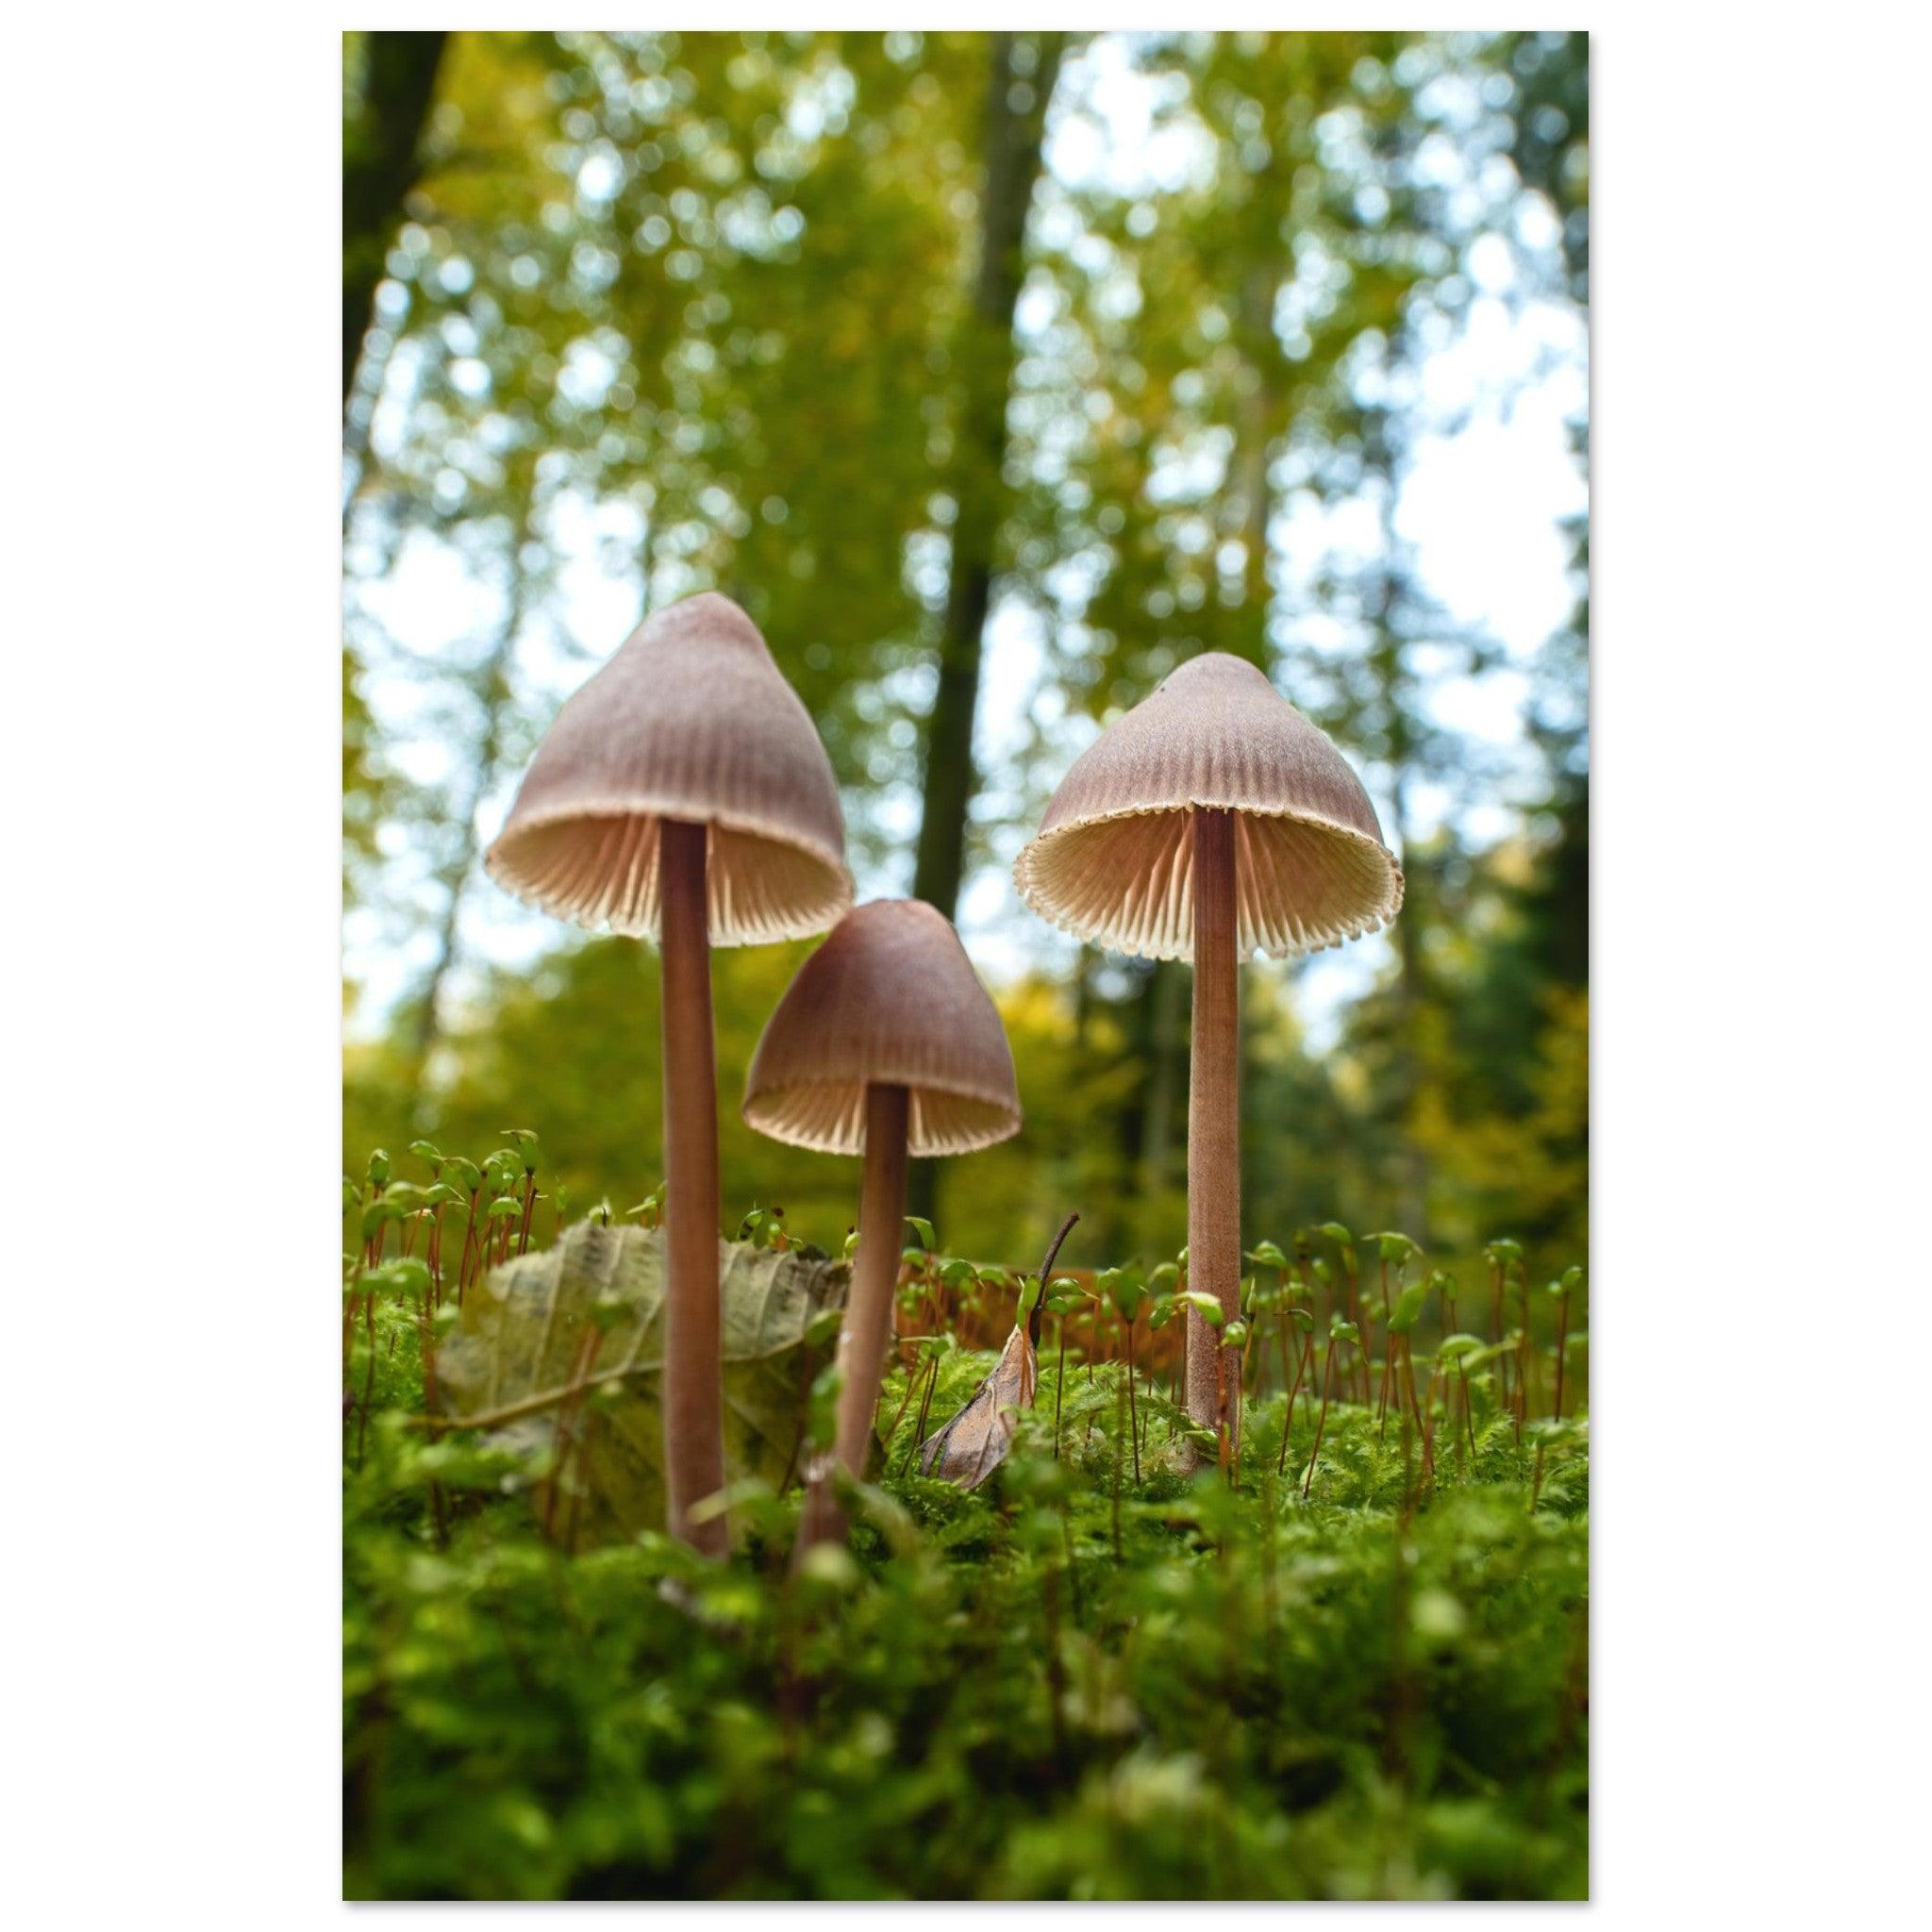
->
[743,900,1022,1158]
[1013,653,1403,960]
[485,592,853,945]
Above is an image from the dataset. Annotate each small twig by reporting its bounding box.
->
[1026,1212,1080,1348]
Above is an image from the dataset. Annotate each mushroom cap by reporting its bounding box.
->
[743,900,1023,1158]
[1013,652,1403,960]
[485,592,853,945]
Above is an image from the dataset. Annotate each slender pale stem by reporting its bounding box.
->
[878,1344,921,1456]
[1185,807,1241,1445]
[1277,1329,1313,1476]
[659,817,727,1557]
[1555,1290,1571,1419]
[1304,1341,1337,1501]
[1053,1320,1066,1458]
[912,1349,941,1448]
[798,1082,909,1552]
[1111,1372,1125,1559]
[1276,1292,1292,1409]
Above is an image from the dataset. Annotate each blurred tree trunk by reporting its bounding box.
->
[407,638,514,1108]
[910,30,1065,921]
[1385,759,1429,1237]
[907,30,1065,1232]
[1231,259,1279,1242]
[343,30,448,413]
[1362,544,1429,1240]
[1139,959,1184,1201]
[407,503,535,1114]
[1234,258,1278,653]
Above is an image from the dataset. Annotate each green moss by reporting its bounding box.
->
[345,1273,1587,1899]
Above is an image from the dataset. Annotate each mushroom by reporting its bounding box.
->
[1013,653,1401,1462]
[741,899,1021,1547]
[486,592,852,1555]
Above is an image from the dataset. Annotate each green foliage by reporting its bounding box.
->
[347,1383,1585,1900]
[344,1141,1588,1901]
[343,27,1590,1272]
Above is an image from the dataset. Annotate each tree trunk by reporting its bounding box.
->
[405,497,534,1107]
[909,30,1065,919]
[1362,414,1429,1239]
[907,30,1066,1231]
[1235,258,1278,649]
[343,30,449,413]
[1389,763,1429,1237]
[1227,260,1276,1264]
[1139,959,1184,1202]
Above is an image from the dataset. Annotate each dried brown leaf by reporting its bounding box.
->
[914,1323,1037,1490]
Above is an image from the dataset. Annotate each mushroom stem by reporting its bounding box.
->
[659,816,728,1557]
[799,1080,909,1550]
[1185,807,1241,1451]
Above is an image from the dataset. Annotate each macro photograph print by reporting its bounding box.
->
[342,26,1590,1903]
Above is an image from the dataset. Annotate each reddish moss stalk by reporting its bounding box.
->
[1303,1339,1338,1501]
[516,1172,537,1256]
[1277,1329,1314,1478]
[1554,1284,1572,1419]
[457,1188,479,1306]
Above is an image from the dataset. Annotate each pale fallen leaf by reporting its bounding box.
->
[914,1323,1037,1490]
[439,1221,847,1543]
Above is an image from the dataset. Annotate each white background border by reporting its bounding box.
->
[6,6,1926,1924]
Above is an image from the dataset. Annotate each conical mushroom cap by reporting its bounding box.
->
[1014,652,1402,960]
[743,900,1023,1158]
[485,592,853,945]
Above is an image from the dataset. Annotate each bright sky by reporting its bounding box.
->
[345,35,1588,1051]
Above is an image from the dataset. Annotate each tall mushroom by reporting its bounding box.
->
[486,592,852,1555]
[741,899,1021,1548]
[1013,653,1401,1459]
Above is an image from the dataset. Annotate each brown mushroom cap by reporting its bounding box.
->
[1013,652,1403,960]
[743,900,1023,1158]
[484,592,853,945]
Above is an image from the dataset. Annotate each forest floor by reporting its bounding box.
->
[343,1225,1589,1902]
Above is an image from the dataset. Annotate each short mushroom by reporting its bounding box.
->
[1013,653,1401,1460]
[742,899,1022,1548]
[486,591,852,1555]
